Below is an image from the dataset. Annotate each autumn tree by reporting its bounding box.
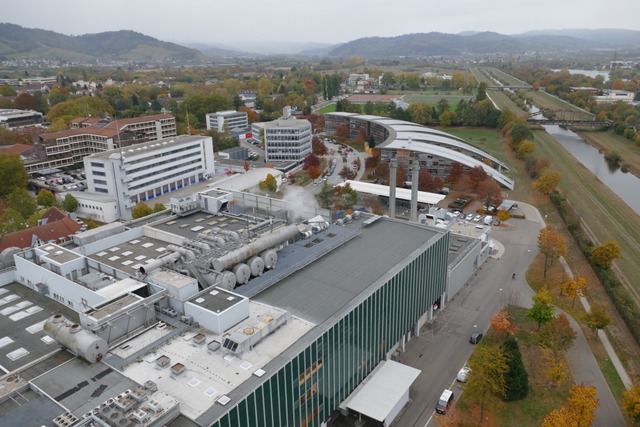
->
[541,348,570,388]
[476,179,503,210]
[408,102,435,125]
[538,226,567,281]
[36,189,57,207]
[312,136,328,156]
[496,209,511,223]
[563,384,599,427]
[243,160,250,172]
[528,288,555,330]
[590,240,621,269]
[516,139,536,159]
[490,310,516,337]
[560,276,587,307]
[584,303,612,339]
[6,188,36,220]
[0,154,28,198]
[308,165,322,180]
[333,183,358,211]
[467,166,489,192]
[623,386,640,423]
[258,173,277,194]
[501,336,529,401]
[153,203,166,213]
[418,170,443,193]
[302,153,320,170]
[338,165,352,181]
[336,124,349,141]
[14,92,38,111]
[465,345,508,423]
[62,194,79,213]
[538,313,577,354]
[132,202,153,219]
[363,195,385,215]
[446,162,464,186]
[534,169,561,195]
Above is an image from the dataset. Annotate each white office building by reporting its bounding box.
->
[205,110,249,132]
[83,135,215,220]
[260,107,312,164]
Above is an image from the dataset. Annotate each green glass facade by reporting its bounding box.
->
[211,233,449,427]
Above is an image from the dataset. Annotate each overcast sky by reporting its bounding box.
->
[4,0,639,48]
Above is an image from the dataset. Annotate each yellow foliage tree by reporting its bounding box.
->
[534,169,561,195]
[590,240,621,269]
[538,226,567,281]
[560,276,587,307]
[623,385,640,423]
[541,348,569,388]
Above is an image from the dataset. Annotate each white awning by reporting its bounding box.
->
[344,360,421,422]
[339,180,446,205]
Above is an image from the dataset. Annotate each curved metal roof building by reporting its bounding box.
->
[325,112,514,190]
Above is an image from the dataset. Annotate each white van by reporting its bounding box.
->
[483,215,492,225]
[435,389,454,414]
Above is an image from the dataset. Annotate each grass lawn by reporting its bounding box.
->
[316,103,337,113]
[403,92,473,105]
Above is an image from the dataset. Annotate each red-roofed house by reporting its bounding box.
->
[0,207,82,252]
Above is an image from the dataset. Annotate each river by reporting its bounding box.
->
[530,107,640,214]
[551,69,610,80]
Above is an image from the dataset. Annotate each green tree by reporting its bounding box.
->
[153,203,166,213]
[0,208,26,235]
[334,183,358,210]
[0,154,28,198]
[510,123,533,144]
[407,102,434,125]
[465,345,508,423]
[315,182,335,209]
[528,288,555,330]
[538,226,567,281]
[500,336,529,401]
[7,188,36,220]
[584,303,612,339]
[590,240,621,269]
[62,194,79,213]
[258,174,277,194]
[36,189,57,207]
[132,202,153,219]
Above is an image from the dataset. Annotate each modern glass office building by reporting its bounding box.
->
[207,219,449,427]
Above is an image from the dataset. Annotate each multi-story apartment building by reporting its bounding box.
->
[259,107,312,164]
[0,108,44,128]
[25,114,176,174]
[205,110,249,132]
[83,135,215,220]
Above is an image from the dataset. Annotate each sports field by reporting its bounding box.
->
[402,92,473,105]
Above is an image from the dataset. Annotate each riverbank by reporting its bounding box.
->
[574,130,640,179]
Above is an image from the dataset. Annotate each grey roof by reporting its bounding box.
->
[87,135,207,160]
[254,218,444,324]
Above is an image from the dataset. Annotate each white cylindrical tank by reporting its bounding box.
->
[220,271,237,290]
[233,263,251,285]
[43,314,108,363]
[353,210,361,219]
[260,249,278,270]
[211,224,300,272]
[247,256,265,277]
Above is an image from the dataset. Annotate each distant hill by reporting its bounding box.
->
[0,23,203,61]
[328,29,640,57]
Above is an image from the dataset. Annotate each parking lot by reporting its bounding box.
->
[32,170,87,193]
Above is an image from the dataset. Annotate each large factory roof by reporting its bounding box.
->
[253,217,445,324]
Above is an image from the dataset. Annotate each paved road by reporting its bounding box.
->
[394,204,626,426]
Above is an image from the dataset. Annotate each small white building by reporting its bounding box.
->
[205,110,249,132]
[83,135,215,220]
[61,191,119,223]
[595,90,635,104]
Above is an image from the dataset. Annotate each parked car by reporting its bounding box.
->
[469,332,483,344]
[474,214,482,222]
[456,366,471,382]
[466,213,474,221]
[435,389,454,415]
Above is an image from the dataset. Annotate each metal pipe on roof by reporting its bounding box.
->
[389,158,397,218]
[141,251,182,274]
[166,245,196,262]
[211,224,300,272]
[210,227,240,241]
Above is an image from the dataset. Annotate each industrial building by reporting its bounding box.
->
[324,112,514,190]
[83,135,215,220]
[0,180,491,426]
[0,108,44,128]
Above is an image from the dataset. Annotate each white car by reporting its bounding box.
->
[466,213,474,221]
[456,366,471,382]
